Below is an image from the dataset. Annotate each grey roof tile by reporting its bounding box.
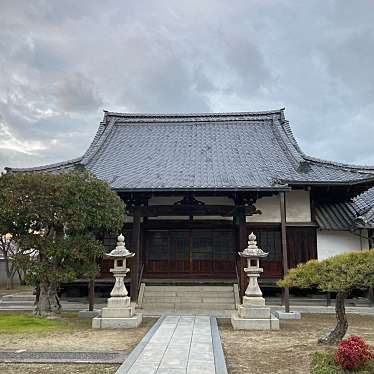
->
[6,110,374,191]
[315,201,357,230]
[353,187,374,227]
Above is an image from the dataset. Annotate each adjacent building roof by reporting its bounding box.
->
[315,201,358,230]
[316,187,374,230]
[353,187,374,228]
[6,109,374,192]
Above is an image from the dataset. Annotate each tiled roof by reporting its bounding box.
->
[4,157,82,173]
[6,110,374,191]
[353,187,374,228]
[316,188,374,230]
[315,201,357,230]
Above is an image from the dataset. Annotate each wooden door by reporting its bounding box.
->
[144,230,189,274]
[144,228,235,277]
[191,230,213,273]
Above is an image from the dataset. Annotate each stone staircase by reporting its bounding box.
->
[0,293,35,309]
[139,284,237,312]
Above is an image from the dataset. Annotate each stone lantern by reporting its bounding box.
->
[92,234,142,329]
[231,232,279,330]
[240,232,268,303]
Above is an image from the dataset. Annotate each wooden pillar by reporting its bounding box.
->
[130,207,141,302]
[280,191,290,313]
[237,208,247,301]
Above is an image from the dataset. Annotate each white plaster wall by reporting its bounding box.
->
[317,230,370,260]
[246,190,311,223]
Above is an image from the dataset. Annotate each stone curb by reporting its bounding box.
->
[115,315,166,374]
[0,351,128,364]
[210,316,229,374]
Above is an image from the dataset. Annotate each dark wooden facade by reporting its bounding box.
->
[99,191,318,302]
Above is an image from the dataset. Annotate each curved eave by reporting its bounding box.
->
[284,176,374,187]
[112,186,291,193]
[5,157,83,173]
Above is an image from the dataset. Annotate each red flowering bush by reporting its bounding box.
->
[335,336,373,370]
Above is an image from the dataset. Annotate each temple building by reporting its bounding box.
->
[6,109,374,301]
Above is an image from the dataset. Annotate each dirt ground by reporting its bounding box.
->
[0,363,119,374]
[0,316,155,352]
[219,314,374,374]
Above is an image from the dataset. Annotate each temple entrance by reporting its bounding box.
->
[144,228,236,278]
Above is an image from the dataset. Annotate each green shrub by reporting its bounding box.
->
[311,351,374,374]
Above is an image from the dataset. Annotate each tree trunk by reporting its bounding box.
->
[6,276,14,290]
[3,254,14,290]
[34,282,62,316]
[318,291,348,345]
[88,278,95,312]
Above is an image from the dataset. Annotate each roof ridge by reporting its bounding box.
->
[273,118,374,174]
[103,109,285,118]
[270,117,305,169]
[303,155,374,172]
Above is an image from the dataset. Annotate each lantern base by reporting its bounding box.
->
[92,313,142,329]
[231,312,279,330]
[92,295,142,329]
[242,296,266,307]
[231,298,280,330]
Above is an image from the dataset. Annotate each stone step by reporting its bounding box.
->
[141,302,176,310]
[0,300,35,305]
[143,296,234,303]
[2,294,35,302]
[142,302,235,310]
[176,302,235,310]
[145,285,233,292]
[141,284,236,311]
[144,290,234,299]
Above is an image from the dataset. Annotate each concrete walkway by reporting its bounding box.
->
[117,315,227,374]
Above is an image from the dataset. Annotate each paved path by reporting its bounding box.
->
[117,315,227,374]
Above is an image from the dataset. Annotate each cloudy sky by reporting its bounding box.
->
[1,0,374,171]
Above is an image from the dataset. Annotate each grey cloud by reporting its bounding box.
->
[0,0,374,171]
[55,73,102,112]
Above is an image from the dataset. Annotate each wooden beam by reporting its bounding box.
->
[128,204,261,218]
[280,191,290,313]
[130,207,141,302]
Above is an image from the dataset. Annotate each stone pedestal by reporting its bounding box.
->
[92,285,142,330]
[231,295,279,330]
[231,233,280,331]
[92,234,142,329]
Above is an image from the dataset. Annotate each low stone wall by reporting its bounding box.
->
[0,258,20,287]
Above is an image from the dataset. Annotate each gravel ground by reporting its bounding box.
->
[219,314,374,374]
[0,316,156,352]
[0,363,119,373]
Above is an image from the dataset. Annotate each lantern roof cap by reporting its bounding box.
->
[106,234,134,258]
[239,232,268,258]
